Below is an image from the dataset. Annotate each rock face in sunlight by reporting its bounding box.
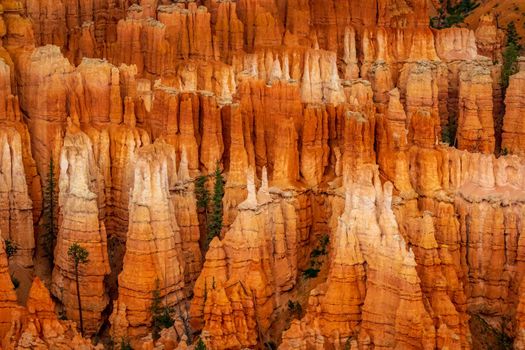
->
[51,119,110,336]
[2,277,98,349]
[502,69,525,156]
[0,238,18,340]
[109,141,186,341]
[0,0,525,349]
[189,170,299,349]
[0,127,34,272]
[457,61,495,154]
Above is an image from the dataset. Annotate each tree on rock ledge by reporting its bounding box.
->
[68,243,89,336]
[4,239,18,259]
[430,0,480,29]
[195,338,207,350]
[502,21,523,89]
[42,157,58,264]
[207,164,224,244]
[151,279,174,340]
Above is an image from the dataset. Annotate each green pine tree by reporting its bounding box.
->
[67,243,89,336]
[4,239,18,258]
[195,338,207,350]
[120,338,133,350]
[502,22,522,89]
[207,164,224,243]
[195,174,211,251]
[195,175,210,210]
[42,157,58,264]
[151,279,174,340]
[506,21,522,48]
[430,0,480,29]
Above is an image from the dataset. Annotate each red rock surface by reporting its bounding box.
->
[0,126,34,270]
[0,238,19,340]
[280,189,366,349]
[109,141,186,342]
[502,69,525,156]
[51,120,110,336]
[2,277,99,349]
[457,61,495,153]
[0,1,524,349]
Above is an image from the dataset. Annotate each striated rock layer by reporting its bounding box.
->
[2,277,99,349]
[282,168,437,349]
[1,1,525,349]
[502,69,525,156]
[0,237,19,341]
[51,119,110,336]
[109,140,186,343]
[0,126,34,270]
[190,170,302,348]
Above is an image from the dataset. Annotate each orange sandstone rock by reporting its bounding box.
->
[354,172,436,349]
[191,171,299,347]
[376,88,415,197]
[300,106,329,187]
[0,238,18,340]
[2,277,99,349]
[0,126,34,271]
[171,148,202,288]
[474,14,504,63]
[502,70,525,156]
[280,190,366,349]
[435,28,477,62]
[214,1,244,62]
[110,141,186,341]
[457,61,495,153]
[17,45,75,176]
[51,120,110,335]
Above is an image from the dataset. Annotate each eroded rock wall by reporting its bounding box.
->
[0,1,524,349]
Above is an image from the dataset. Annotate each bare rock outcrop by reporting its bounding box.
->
[2,277,99,349]
[280,190,366,349]
[474,14,504,63]
[502,70,525,156]
[0,238,19,340]
[109,141,186,342]
[352,170,436,349]
[190,171,298,348]
[4,1,525,349]
[457,61,495,153]
[51,120,110,336]
[0,126,34,271]
[17,45,76,176]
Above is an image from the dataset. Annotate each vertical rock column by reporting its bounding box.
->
[280,190,366,348]
[396,210,471,348]
[403,61,442,148]
[214,1,244,62]
[300,106,329,187]
[222,103,249,229]
[0,127,34,270]
[3,276,97,349]
[352,168,436,349]
[106,100,150,241]
[110,142,186,341]
[51,120,110,336]
[502,70,525,156]
[0,237,19,339]
[376,89,415,197]
[17,45,76,177]
[457,63,495,153]
[190,171,297,348]
[171,149,202,289]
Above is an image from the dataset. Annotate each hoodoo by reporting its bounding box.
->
[0,0,524,349]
